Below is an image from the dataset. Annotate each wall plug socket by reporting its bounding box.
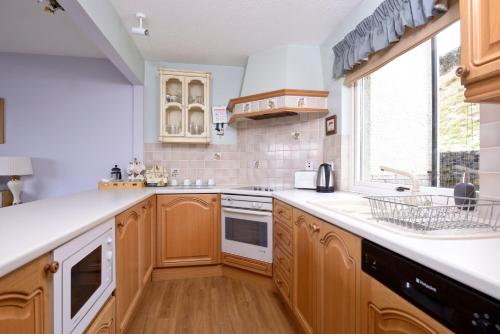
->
[305,161,314,171]
[170,168,180,177]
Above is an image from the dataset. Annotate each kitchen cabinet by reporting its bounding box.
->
[140,196,155,287]
[317,221,361,334]
[159,69,211,143]
[273,200,294,308]
[292,210,318,334]
[84,296,115,334]
[274,200,293,227]
[115,196,155,334]
[360,272,452,334]
[284,205,361,334]
[115,203,142,333]
[0,253,53,334]
[156,194,220,267]
[221,253,272,277]
[458,0,500,102]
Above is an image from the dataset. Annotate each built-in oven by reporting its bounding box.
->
[53,219,115,334]
[221,194,273,263]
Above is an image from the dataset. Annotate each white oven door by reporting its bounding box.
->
[53,221,115,334]
[221,207,273,263]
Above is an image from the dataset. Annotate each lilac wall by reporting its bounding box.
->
[0,53,135,201]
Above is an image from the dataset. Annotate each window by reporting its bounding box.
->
[354,22,479,191]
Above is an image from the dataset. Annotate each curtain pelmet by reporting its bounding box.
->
[332,0,448,79]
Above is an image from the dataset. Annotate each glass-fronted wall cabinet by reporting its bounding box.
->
[159,69,211,143]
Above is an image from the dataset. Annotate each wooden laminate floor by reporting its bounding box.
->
[126,276,299,334]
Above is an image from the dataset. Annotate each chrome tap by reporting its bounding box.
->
[380,166,420,194]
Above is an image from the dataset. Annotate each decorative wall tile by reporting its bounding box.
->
[144,114,327,187]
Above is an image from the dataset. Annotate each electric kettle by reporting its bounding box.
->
[316,163,335,193]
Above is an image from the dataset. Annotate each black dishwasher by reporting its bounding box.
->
[362,239,500,333]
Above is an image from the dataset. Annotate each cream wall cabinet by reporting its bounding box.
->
[159,69,211,143]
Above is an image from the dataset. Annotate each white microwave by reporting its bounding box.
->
[53,219,115,334]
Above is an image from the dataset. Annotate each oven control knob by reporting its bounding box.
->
[107,237,113,244]
[257,203,263,209]
[106,251,113,261]
[252,202,257,208]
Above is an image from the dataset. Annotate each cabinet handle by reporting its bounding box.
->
[117,221,125,228]
[309,223,320,233]
[44,261,59,274]
[294,216,305,226]
[277,256,284,262]
[278,209,284,215]
[277,231,283,237]
[455,65,469,78]
[276,279,283,286]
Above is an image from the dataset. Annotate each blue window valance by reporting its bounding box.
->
[332,0,449,79]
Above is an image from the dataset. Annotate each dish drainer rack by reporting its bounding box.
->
[364,195,500,232]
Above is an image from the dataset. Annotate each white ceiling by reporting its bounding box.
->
[0,1,103,58]
[109,0,362,66]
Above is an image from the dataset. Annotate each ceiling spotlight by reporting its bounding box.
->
[131,12,149,36]
[37,0,65,14]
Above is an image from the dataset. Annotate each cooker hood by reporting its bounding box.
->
[227,45,329,123]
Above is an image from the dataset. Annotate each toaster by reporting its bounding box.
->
[294,171,317,190]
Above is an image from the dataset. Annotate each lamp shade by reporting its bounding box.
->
[0,157,33,176]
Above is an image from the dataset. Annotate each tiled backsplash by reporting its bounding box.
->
[479,104,500,199]
[144,114,327,187]
[146,103,499,192]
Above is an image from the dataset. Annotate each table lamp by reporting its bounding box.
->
[0,157,33,205]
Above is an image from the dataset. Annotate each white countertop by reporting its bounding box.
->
[1,187,499,301]
[274,190,500,301]
[0,187,226,278]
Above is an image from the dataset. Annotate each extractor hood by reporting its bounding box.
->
[228,45,329,123]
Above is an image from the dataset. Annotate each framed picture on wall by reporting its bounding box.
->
[325,115,337,136]
[0,98,4,144]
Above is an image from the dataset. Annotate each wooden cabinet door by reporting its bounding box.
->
[460,0,500,84]
[115,205,142,333]
[360,272,453,334]
[292,209,320,334]
[317,222,361,334]
[84,296,115,334]
[157,194,220,267]
[0,253,52,334]
[459,0,500,102]
[140,197,155,287]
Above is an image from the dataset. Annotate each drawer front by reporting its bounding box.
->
[274,200,293,226]
[274,266,291,306]
[274,220,293,255]
[222,252,272,277]
[273,244,292,279]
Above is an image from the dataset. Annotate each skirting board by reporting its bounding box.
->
[152,265,276,292]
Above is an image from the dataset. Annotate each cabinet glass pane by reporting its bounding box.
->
[165,105,183,135]
[165,78,182,103]
[187,106,205,136]
[188,79,205,105]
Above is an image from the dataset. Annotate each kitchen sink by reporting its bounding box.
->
[308,198,500,240]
